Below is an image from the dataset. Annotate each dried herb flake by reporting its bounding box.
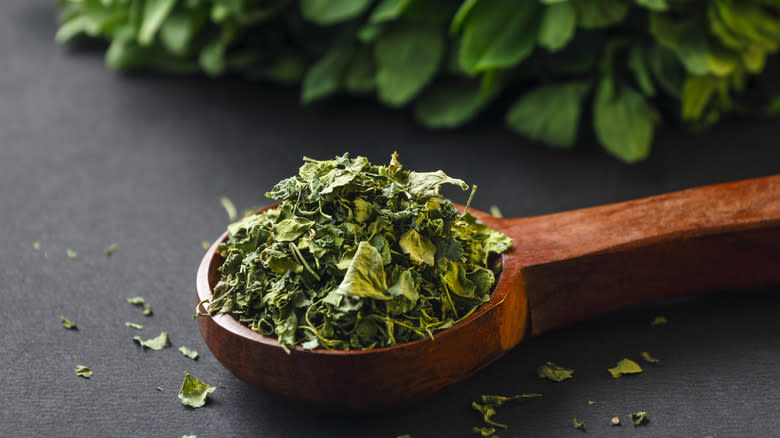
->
[178,372,215,408]
[67,249,78,260]
[629,411,649,426]
[641,351,660,364]
[610,416,621,426]
[125,322,143,330]
[74,365,92,378]
[572,418,586,431]
[608,358,643,378]
[537,362,574,382]
[472,426,496,436]
[105,243,118,255]
[220,196,238,221]
[61,315,78,330]
[179,346,199,360]
[651,316,668,326]
[133,332,170,350]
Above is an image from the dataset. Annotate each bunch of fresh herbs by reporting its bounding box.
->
[55,0,780,162]
[200,153,511,352]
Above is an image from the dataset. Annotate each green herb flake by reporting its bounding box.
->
[651,316,668,326]
[201,241,211,250]
[472,402,507,429]
[142,303,153,316]
[133,332,170,350]
[480,394,542,407]
[629,411,649,426]
[104,243,118,255]
[537,362,574,382]
[74,365,92,378]
[61,315,78,330]
[66,249,78,260]
[126,296,145,305]
[125,322,143,330]
[182,435,198,438]
[179,346,199,360]
[472,426,496,436]
[178,372,215,408]
[220,196,238,221]
[608,358,643,378]
[201,153,512,352]
[641,351,661,364]
[588,400,597,405]
[572,418,586,432]
[33,241,41,250]
[489,205,503,218]
[396,435,412,438]
[157,386,164,391]
[610,416,621,426]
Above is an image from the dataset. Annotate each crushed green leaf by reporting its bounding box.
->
[182,435,197,438]
[220,196,238,221]
[588,400,597,405]
[489,205,503,218]
[651,316,668,326]
[125,322,143,330]
[127,297,145,305]
[202,153,512,352]
[629,411,649,426]
[157,386,164,391]
[74,365,92,378]
[133,332,170,350]
[572,418,586,431]
[33,241,41,250]
[178,372,215,408]
[610,416,621,426]
[127,296,152,316]
[105,243,118,255]
[472,401,507,429]
[61,315,78,330]
[480,394,542,406]
[472,426,496,436]
[67,249,78,260]
[641,351,660,364]
[179,346,199,360]
[537,362,574,382]
[201,241,211,250]
[142,303,153,316]
[608,358,643,378]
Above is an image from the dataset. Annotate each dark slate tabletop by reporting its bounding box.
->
[2,2,779,437]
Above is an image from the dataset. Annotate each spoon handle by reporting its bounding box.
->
[493,175,780,336]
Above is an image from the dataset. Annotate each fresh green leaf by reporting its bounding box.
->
[301,46,353,104]
[179,346,199,360]
[538,2,577,52]
[374,23,444,107]
[506,81,591,149]
[369,0,412,23]
[593,78,659,163]
[628,46,656,97]
[629,411,649,426]
[608,358,643,378]
[74,365,93,378]
[636,0,668,11]
[537,362,574,382]
[138,0,177,46]
[344,46,376,93]
[414,82,489,129]
[264,56,305,84]
[300,0,373,26]
[178,372,215,408]
[457,0,541,74]
[61,315,78,330]
[573,0,630,29]
[133,332,171,350]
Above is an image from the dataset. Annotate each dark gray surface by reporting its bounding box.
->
[2,1,779,437]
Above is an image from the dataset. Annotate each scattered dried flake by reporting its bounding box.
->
[472,426,496,436]
[133,332,170,350]
[608,358,643,378]
[105,243,118,255]
[220,196,238,221]
[588,400,597,405]
[651,316,668,326]
[537,362,574,382]
[201,241,211,250]
[67,249,78,260]
[572,418,586,432]
[157,386,165,391]
[179,346,199,360]
[74,365,92,378]
[178,372,215,408]
[629,411,649,426]
[33,241,41,250]
[641,351,660,364]
[142,303,153,316]
[182,435,198,438]
[126,296,145,305]
[472,402,507,429]
[480,394,542,407]
[61,315,78,330]
[610,416,621,426]
[489,205,503,218]
[125,322,143,330]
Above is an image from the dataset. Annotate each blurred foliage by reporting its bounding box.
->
[56,0,780,162]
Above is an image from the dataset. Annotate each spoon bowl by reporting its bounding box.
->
[197,175,780,413]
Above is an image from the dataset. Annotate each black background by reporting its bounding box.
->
[2,2,779,437]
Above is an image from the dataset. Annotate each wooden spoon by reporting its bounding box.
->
[196,175,780,413]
